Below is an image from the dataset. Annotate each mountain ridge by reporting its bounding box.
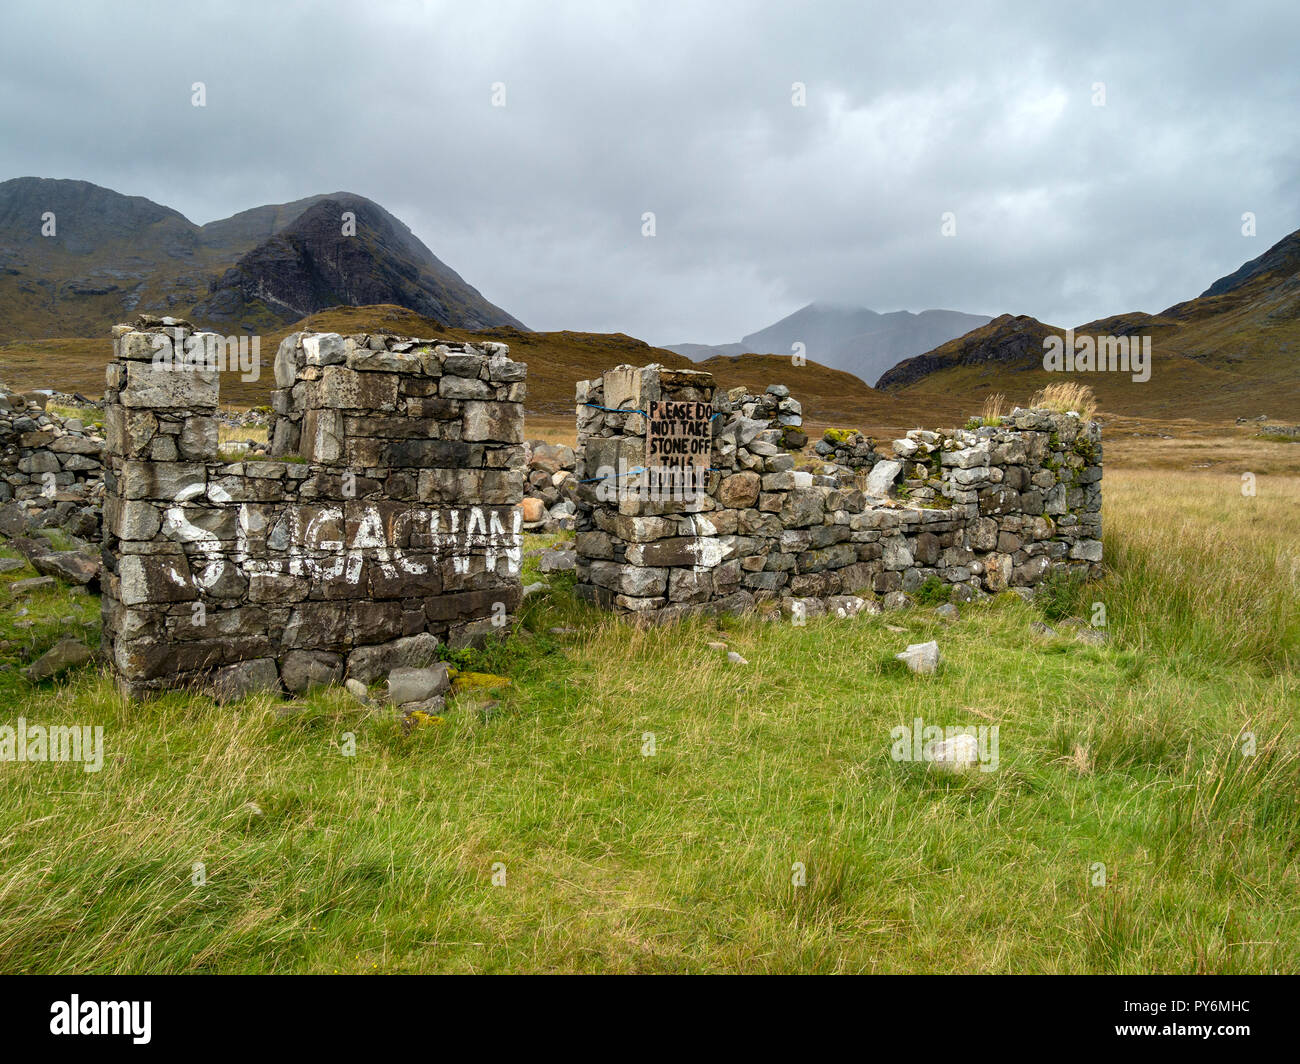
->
[875,226,1300,420]
[0,177,523,340]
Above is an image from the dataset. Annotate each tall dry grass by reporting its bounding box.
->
[980,392,1008,424]
[1029,381,1098,420]
[1098,468,1300,669]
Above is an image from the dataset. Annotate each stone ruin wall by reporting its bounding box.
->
[100,322,526,699]
[573,364,1102,622]
[1,389,105,541]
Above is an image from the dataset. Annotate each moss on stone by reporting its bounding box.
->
[1072,436,1100,463]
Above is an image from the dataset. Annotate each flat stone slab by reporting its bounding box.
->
[9,576,56,594]
[387,663,451,706]
[26,638,94,681]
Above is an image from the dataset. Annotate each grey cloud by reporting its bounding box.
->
[1,0,1295,346]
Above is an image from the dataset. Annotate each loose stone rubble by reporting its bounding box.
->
[99,320,526,699]
[520,440,578,532]
[813,427,882,471]
[0,387,105,541]
[719,384,809,450]
[573,364,1103,622]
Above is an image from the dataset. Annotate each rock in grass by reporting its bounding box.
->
[934,603,960,623]
[522,581,547,598]
[881,590,911,611]
[1029,620,1056,638]
[1076,627,1108,646]
[10,576,55,594]
[925,732,979,773]
[726,651,748,665]
[387,664,451,706]
[537,548,576,573]
[400,695,446,715]
[400,700,447,733]
[211,658,281,703]
[896,640,941,675]
[0,558,26,574]
[25,637,94,681]
[827,595,867,618]
[30,550,100,587]
[706,640,728,651]
[344,678,371,703]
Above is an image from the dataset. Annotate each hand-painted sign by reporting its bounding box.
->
[646,400,711,473]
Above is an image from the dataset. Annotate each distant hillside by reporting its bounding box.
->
[668,302,991,386]
[876,228,1300,421]
[876,314,1063,390]
[1192,227,1300,305]
[0,178,522,341]
[0,304,898,427]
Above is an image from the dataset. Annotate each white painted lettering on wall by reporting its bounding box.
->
[161,496,522,589]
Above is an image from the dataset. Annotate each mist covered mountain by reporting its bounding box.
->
[667,301,991,386]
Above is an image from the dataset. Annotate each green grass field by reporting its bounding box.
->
[0,468,1297,973]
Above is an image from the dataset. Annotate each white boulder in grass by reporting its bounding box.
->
[895,640,941,675]
[924,732,980,773]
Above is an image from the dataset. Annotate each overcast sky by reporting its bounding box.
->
[2,0,1297,345]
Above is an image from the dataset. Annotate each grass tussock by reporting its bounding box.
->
[1029,381,1099,421]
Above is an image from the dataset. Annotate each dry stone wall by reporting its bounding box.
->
[573,364,1102,622]
[100,320,525,699]
[0,388,104,540]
